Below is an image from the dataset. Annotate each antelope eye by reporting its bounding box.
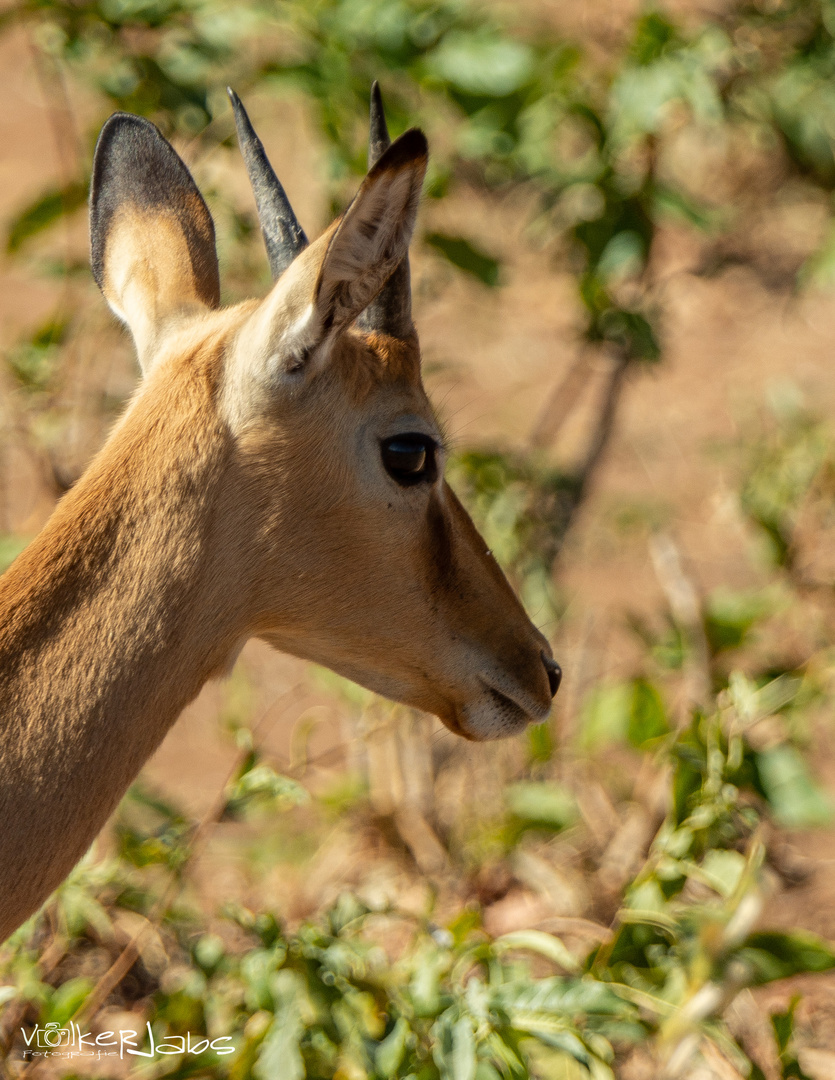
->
[381,434,437,486]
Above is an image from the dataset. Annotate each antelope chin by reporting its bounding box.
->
[455,684,548,742]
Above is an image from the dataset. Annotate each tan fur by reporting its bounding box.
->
[0,131,555,942]
[102,206,216,364]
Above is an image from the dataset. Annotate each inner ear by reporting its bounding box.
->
[314,128,427,335]
[90,113,220,369]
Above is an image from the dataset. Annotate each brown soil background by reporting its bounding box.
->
[6,3,835,1073]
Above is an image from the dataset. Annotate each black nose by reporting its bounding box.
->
[542,653,562,698]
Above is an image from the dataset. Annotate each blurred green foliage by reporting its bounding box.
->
[0,535,31,574]
[447,451,577,621]
[12,0,835,362]
[579,678,671,752]
[5,318,68,397]
[9,0,835,590]
[3,667,835,1077]
[740,402,832,571]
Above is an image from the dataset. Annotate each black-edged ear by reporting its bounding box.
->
[313,127,427,335]
[227,125,427,397]
[357,81,414,340]
[90,113,220,371]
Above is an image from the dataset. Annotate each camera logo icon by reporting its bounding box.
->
[37,1023,72,1048]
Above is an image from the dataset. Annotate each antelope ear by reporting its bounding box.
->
[90,113,220,372]
[228,127,427,405]
[313,127,427,335]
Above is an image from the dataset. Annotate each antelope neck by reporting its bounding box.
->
[0,344,241,938]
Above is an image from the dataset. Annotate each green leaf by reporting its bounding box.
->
[698,849,746,898]
[193,933,225,974]
[6,182,87,253]
[6,315,68,395]
[328,890,368,933]
[629,12,678,65]
[770,995,813,1078]
[427,30,533,96]
[627,678,669,748]
[494,930,580,973]
[505,781,577,831]
[771,64,835,185]
[737,931,835,985]
[452,1016,476,1080]
[523,1042,603,1080]
[56,882,113,940]
[425,232,501,286]
[43,978,94,1027]
[527,720,554,763]
[255,972,304,1080]
[410,947,446,1016]
[772,995,798,1055]
[624,879,670,919]
[755,745,833,828]
[224,763,309,820]
[522,1028,591,1064]
[376,1017,409,1076]
[594,308,660,362]
[578,682,631,749]
[496,976,634,1019]
[596,231,645,283]
[611,47,722,147]
[241,949,281,1013]
[704,589,773,653]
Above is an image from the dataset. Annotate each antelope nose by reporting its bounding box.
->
[542,653,562,698]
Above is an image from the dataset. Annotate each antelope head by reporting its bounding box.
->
[90,86,561,740]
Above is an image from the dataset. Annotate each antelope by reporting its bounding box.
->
[0,86,561,942]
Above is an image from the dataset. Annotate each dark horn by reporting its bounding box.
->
[227,88,307,279]
[357,82,414,339]
[368,79,391,169]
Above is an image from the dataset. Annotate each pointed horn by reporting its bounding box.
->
[227,88,307,279]
[368,79,391,169]
[357,81,414,339]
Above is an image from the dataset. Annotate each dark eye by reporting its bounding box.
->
[381,433,437,486]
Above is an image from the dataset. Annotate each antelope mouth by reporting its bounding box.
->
[452,678,547,741]
[484,685,534,729]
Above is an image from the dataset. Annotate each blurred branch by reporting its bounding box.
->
[25,32,82,293]
[363,706,450,876]
[26,33,82,184]
[574,347,631,496]
[548,346,631,557]
[648,532,711,716]
[394,807,451,876]
[528,348,593,451]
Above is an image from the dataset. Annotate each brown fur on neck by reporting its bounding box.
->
[0,324,241,938]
